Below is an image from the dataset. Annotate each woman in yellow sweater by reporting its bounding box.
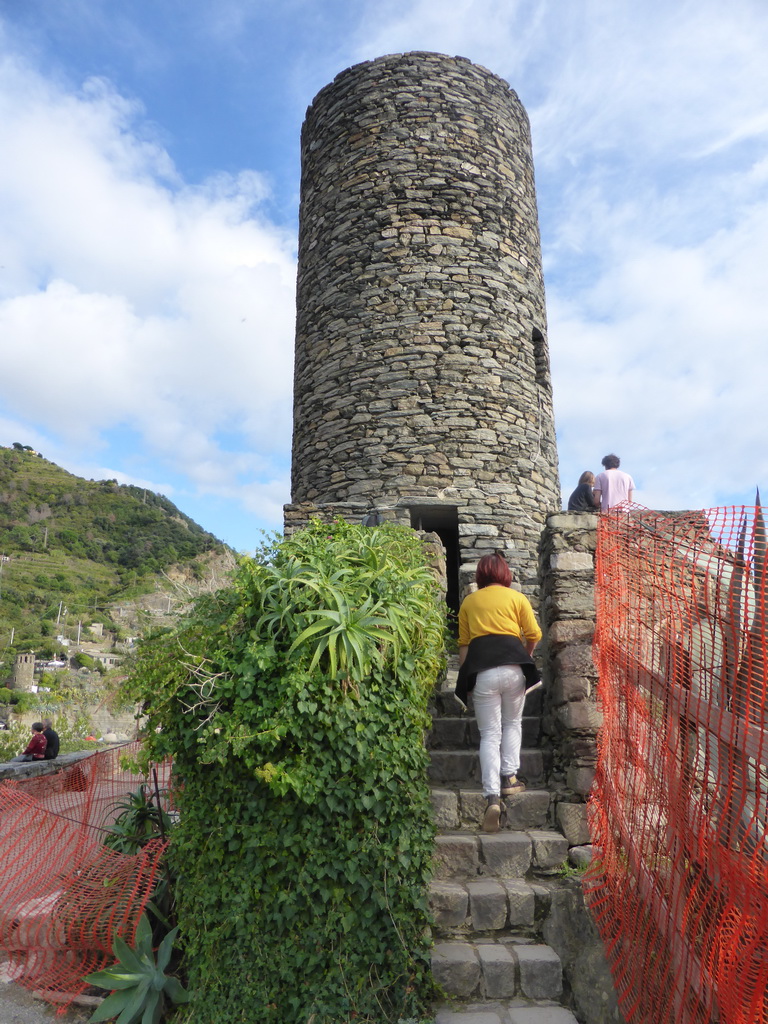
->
[456,552,542,833]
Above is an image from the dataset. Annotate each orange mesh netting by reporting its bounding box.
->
[586,503,768,1024]
[0,743,171,1010]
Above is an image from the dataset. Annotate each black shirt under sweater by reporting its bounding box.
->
[567,482,598,511]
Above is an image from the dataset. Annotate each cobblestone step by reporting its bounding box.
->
[431,939,563,1002]
[428,716,540,749]
[434,1004,580,1024]
[431,787,551,832]
[429,748,546,787]
[428,715,540,749]
[433,831,569,881]
[430,877,538,935]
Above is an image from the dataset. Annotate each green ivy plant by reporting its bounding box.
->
[85,914,189,1024]
[124,520,446,1023]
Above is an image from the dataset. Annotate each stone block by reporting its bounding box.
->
[545,513,598,531]
[530,883,552,918]
[554,645,596,676]
[520,748,544,785]
[551,675,591,705]
[434,834,479,879]
[508,1008,579,1023]
[466,880,507,931]
[522,715,540,746]
[513,943,563,999]
[561,735,598,760]
[524,686,544,715]
[568,845,593,869]
[549,588,595,617]
[556,803,590,847]
[435,1010,504,1024]
[528,830,569,872]
[430,881,469,929]
[478,832,531,877]
[550,551,594,572]
[459,788,487,828]
[556,702,603,732]
[477,943,516,998]
[429,750,477,783]
[502,879,536,928]
[429,717,470,748]
[431,789,460,830]
[468,717,481,745]
[505,790,550,831]
[548,620,595,646]
[431,942,481,997]
[567,765,596,797]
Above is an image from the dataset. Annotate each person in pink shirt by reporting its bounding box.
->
[593,454,635,510]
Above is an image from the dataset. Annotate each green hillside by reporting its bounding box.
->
[0,446,229,656]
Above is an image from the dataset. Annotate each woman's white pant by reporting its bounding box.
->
[473,664,526,797]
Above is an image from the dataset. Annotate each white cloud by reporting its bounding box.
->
[0,49,297,519]
[4,0,768,539]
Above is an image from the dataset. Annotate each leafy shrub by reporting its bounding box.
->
[0,720,32,761]
[127,521,446,1023]
[11,691,42,714]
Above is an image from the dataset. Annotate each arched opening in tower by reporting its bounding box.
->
[408,505,460,621]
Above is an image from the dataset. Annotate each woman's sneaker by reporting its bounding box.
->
[501,774,526,796]
[482,796,502,833]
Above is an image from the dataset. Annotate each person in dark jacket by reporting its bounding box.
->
[567,471,599,511]
[42,718,60,760]
[455,552,541,833]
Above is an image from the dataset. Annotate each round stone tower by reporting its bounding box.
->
[287,52,560,603]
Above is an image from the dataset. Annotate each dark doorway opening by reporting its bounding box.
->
[409,505,460,622]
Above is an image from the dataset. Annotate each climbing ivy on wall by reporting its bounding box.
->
[126,520,446,1024]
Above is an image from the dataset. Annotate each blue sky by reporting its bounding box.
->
[2,0,768,552]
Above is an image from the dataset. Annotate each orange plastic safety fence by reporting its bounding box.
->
[586,504,768,1024]
[0,743,171,1012]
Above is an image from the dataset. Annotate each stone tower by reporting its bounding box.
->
[11,652,35,691]
[285,52,560,609]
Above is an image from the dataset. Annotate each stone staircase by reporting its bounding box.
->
[427,665,581,1024]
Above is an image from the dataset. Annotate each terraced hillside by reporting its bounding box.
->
[0,446,228,655]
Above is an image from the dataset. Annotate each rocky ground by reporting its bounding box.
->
[0,964,95,1024]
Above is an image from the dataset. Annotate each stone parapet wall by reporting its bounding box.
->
[283,501,403,534]
[539,513,599,841]
[285,496,545,600]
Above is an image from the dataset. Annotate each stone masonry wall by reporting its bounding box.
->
[539,512,600,848]
[288,52,560,595]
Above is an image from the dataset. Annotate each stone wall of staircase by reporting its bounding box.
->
[539,513,600,860]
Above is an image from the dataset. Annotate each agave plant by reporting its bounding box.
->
[103,785,173,855]
[85,914,190,1024]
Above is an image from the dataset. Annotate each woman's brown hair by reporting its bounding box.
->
[476,552,512,589]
